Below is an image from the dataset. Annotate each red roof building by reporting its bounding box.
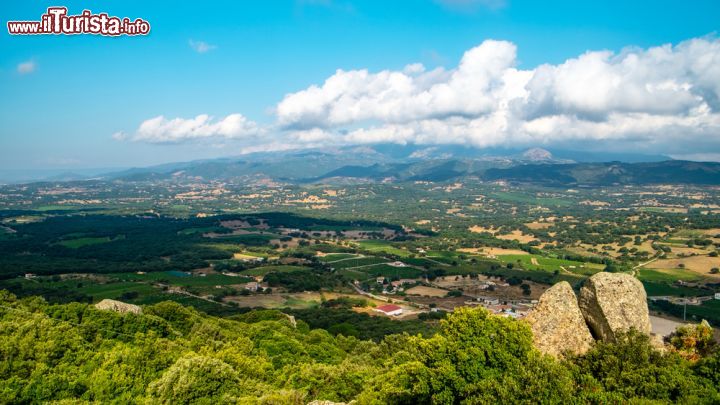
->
[374,304,403,316]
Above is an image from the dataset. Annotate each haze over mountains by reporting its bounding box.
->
[2,144,719,187]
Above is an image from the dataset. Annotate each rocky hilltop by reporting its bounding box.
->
[524,281,594,357]
[525,272,652,357]
[95,299,142,314]
[578,272,651,342]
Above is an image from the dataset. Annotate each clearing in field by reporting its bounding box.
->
[3,215,45,224]
[364,265,422,279]
[649,255,720,278]
[468,225,497,234]
[318,253,362,262]
[225,292,379,309]
[579,200,610,207]
[405,285,448,297]
[663,245,714,256]
[242,265,308,277]
[700,228,720,237]
[232,253,264,261]
[496,230,537,243]
[457,247,529,256]
[525,222,554,230]
[220,219,270,230]
[357,240,411,257]
[337,268,371,280]
[58,236,123,249]
[576,238,658,258]
[331,256,389,269]
[637,268,703,284]
[497,254,604,275]
[640,206,688,214]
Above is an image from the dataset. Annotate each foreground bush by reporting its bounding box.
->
[0,290,717,404]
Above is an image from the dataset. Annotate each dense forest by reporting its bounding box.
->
[1,291,718,404]
[0,212,407,280]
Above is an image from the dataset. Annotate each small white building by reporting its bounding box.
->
[376,277,386,284]
[715,292,720,300]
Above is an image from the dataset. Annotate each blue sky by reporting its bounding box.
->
[2,0,720,170]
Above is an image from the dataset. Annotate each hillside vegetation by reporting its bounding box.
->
[1,291,718,404]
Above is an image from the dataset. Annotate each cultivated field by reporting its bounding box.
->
[405,285,449,297]
[649,256,720,278]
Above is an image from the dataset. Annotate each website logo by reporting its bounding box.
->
[7,7,151,36]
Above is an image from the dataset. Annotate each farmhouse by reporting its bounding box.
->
[374,304,403,316]
[390,278,416,288]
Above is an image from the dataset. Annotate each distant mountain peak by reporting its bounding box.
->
[409,147,438,159]
[522,148,553,161]
[349,145,381,154]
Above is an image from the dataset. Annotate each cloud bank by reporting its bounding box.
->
[130,114,262,144]
[120,36,720,156]
[275,36,720,154]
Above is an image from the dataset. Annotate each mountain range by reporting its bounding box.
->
[3,144,719,187]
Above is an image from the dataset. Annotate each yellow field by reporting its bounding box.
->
[457,247,529,256]
[405,286,449,297]
[650,255,720,278]
[224,292,382,308]
[232,253,261,261]
[664,246,712,256]
[525,222,553,230]
[701,228,720,236]
[496,230,537,243]
[468,225,497,234]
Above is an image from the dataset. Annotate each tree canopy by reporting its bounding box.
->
[0,290,718,404]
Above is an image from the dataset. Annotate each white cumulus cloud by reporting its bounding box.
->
[277,40,524,129]
[120,35,720,157]
[127,114,262,144]
[17,61,36,74]
[188,40,217,53]
[274,36,720,154]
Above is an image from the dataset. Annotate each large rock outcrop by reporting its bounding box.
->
[578,272,650,342]
[95,299,142,314]
[525,281,594,357]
